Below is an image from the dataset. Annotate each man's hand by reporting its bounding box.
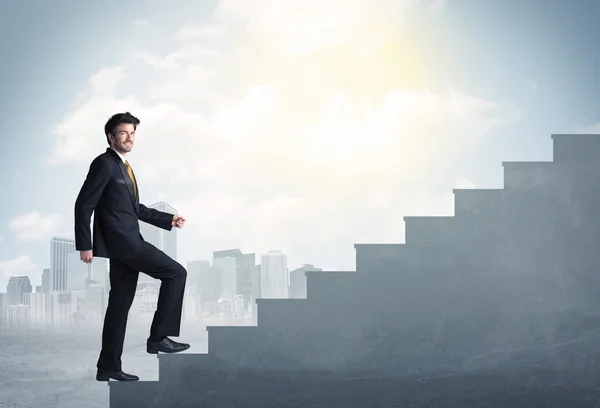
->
[80,250,93,264]
[172,215,186,229]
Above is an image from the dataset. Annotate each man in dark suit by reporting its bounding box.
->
[74,112,190,382]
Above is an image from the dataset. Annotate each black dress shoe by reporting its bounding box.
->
[96,368,139,382]
[147,337,190,354]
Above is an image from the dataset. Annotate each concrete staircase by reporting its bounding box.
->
[109,134,600,407]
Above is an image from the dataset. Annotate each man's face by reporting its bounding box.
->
[109,123,136,153]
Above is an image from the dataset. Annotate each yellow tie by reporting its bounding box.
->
[124,160,137,199]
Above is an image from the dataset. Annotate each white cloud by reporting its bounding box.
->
[89,66,126,95]
[10,212,62,242]
[49,0,517,270]
[215,0,444,56]
[0,255,39,290]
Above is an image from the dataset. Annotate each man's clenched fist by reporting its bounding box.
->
[80,250,93,263]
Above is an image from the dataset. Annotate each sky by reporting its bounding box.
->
[1,0,600,289]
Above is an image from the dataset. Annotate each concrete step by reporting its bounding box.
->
[158,352,213,381]
[305,270,357,300]
[206,325,261,360]
[107,361,591,408]
[403,215,456,245]
[355,243,456,275]
[109,381,161,408]
[453,188,505,217]
[551,133,600,165]
[256,298,311,328]
[502,161,555,190]
[355,243,414,273]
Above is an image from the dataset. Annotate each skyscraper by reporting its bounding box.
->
[213,256,237,297]
[41,268,50,293]
[213,249,256,306]
[289,264,323,299]
[139,201,178,260]
[253,264,261,302]
[187,260,211,297]
[6,276,32,305]
[50,237,76,292]
[260,251,288,299]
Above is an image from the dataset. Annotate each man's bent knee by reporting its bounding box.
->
[174,263,187,280]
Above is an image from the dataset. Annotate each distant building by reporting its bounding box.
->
[51,237,76,291]
[213,256,237,298]
[0,293,7,325]
[187,260,211,302]
[209,265,223,302]
[253,264,261,302]
[290,264,323,299]
[67,251,90,289]
[48,290,85,326]
[5,304,30,329]
[92,258,110,290]
[139,201,178,261]
[260,251,288,299]
[24,292,47,325]
[41,268,51,293]
[213,249,256,308]
[85,284,107,321]
[66,252,108,290]
[6,276,32,305]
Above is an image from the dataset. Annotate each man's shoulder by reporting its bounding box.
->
[90,150,115,165]
[87,150,117,174]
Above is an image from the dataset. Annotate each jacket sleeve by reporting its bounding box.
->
[74,158,110,251]
[139,203,174,231]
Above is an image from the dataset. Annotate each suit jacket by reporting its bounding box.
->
[74,148,174,260]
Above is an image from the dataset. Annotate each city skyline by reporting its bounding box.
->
[1,214,312,305]
[0,198,319,290]
[0,232,310,332]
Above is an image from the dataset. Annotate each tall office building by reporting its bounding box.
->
[252,264,261,302]
[260,251,289,299]
[6,276,32,305]
[187,260,211,295]
[41,268,50,293]
[139,201,178,261]
[50,237,76,292]
[213,249,256,307]
[213,256,237,297]
[289,264,323,299]
[209,265,223,301]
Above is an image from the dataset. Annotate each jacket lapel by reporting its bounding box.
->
[107,149,138,214]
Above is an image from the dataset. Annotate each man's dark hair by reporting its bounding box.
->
[104,112,140,145]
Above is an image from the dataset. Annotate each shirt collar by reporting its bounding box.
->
[110,147,127,163]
